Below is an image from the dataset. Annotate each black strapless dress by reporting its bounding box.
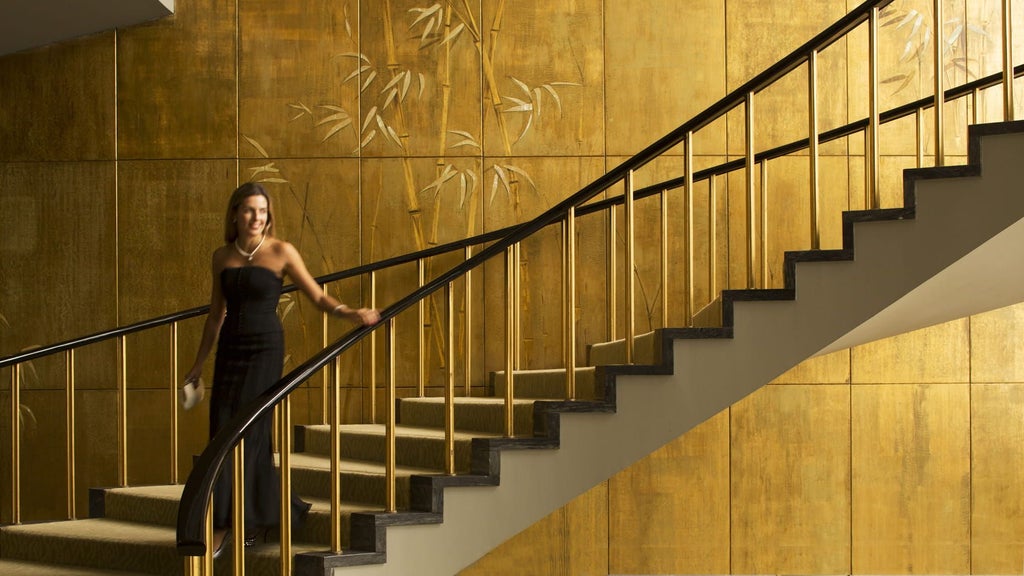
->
[210,265,309,532]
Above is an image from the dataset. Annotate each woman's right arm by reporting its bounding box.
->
[185,250,227,382]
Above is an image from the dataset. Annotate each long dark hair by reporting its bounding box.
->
[223,182,276,244]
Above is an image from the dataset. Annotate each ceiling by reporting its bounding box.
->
[0,0,173,57]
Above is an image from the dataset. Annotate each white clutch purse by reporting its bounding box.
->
[179,376,205,411]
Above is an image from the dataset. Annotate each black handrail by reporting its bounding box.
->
[177,0,906,553]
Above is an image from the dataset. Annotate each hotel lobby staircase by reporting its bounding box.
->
[2,122,1024,575]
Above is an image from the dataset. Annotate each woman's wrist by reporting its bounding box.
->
[332,304,350,317]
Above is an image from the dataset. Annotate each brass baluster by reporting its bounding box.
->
[464,245,473,397]
[933,0,945,166]
[1003,0,1015,120]
[607,204,617,341]
[659,188,668,328]
[322,284,329,425]
[445,284,456,475]
[709,174,718,301]
[418,259,426,398]
[745,91,757,288]
[11,363,20,524]
[868,6,880,209]
[279,397,292,575]
[916,107,925,168]
[330,355,342,552]
[170,323,179,485]
[118,335,127,487]
[624,170,635,364]
[66,349,76,518]
[760,160,769,285]
[384,319,397,511]
[232,441,245,575]
[808,49,821,250]
[505,246,516,438]
[564,208,577,400]
[685,133,695,326]
[370,271,378,424]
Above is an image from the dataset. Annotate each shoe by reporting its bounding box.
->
[179,377,205,411]
[212,529,231,559]
[244,528,267,547]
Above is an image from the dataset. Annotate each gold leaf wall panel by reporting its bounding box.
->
[725,0,848,156]
[0,35,115,161]
[459,481,608,576]
[971,383,1024,573]
[73,389,123,516]
[609,411,730,574]
[605,0,726,156]
[852,318,970,383]
[731,384,851,574]
[116,0,237,159]
[0,162,118,357]
[239,0,362,159]
[773,349,851,384]
[117,160,237,324]
[13,389,70,522]
[126,388,176,486]
[972,302,1024,382]
[483,0,604,158]
[851,383,970,573]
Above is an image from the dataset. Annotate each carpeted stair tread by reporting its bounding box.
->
[398,396,536,435]
[99,484,183,527]
[289,452,437,508]
[300,424,500,472]
[489,366,598,399]
[587,330,657,366]
[0,559,152,575]
[303,422,502,440]
[289,452,439,475]
[0,518,179,575]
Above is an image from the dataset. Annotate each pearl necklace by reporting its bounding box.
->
[234,235,266,262]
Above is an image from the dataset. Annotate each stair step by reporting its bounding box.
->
[397,397,535,435]
[95,485,183,527]
[0,519,182,576]
[587,330,657,366]
[289,453,437,509]
[488,366,599,400]
[0,559,152,576]
[299,424,500,473]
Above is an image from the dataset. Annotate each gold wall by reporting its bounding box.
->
[462,304,1024,575]
[2,0,1024,573]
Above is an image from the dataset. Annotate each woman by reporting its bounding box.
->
[184,182,379,558]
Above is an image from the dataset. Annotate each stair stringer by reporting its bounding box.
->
[314,123,1024,576]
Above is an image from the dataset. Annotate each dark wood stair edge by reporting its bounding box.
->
[292,120,1024,574]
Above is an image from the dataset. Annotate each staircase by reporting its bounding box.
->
[1,122,1023,575]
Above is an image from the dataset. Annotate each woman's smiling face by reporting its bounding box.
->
[236,194,268,239]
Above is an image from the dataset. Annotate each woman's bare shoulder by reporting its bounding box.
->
[211,244,233,269]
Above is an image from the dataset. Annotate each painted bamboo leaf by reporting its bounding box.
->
[504,164,536,191]
[288,102,314,121]
[243,135,270,158]
[361,70,378,92]
[448,129,480,150]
